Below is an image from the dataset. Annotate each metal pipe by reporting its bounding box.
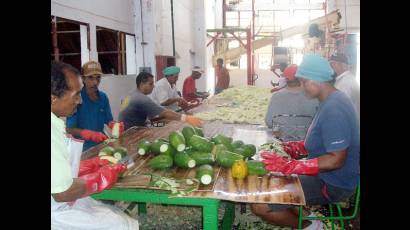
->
[171,0,176,57]
[139,0,146,66]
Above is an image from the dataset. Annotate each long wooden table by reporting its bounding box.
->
[84,103,305,229]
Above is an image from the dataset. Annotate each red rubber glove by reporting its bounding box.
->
[80,130,108,143]
[282,140,308,159]
[80,164,127,196]
[108,121,125,136]
[261,151,319,176]
[78,157,110,177]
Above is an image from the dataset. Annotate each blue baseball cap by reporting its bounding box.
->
[295,54,334,82]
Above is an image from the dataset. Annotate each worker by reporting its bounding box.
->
[66,61,123,151]
[119,71,203,130]
[265,64,319,141]
[214,58,230,94]
[329,53,360,121]
[251,54,359,230]
[182,66,209,103]
[270,62,288,93]
[150,66,188,111]
[51,61,139,229]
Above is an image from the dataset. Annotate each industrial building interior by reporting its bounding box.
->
[51,0,360,229]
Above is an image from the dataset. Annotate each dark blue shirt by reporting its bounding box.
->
[305,91,360,191]
[66,88,113,151]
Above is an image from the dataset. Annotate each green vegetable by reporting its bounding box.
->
[189,151,215,166]
[233,147,247,158]
[196,164,214,185]
[181,126,196,145]
[231,140,244,149]
[151,139,170,154]
[98,146,115,156]
[216,150,244,168]
[174,152,196,168]
[211,134,233,146]
[113,147,128,160]
[189,135,213,152]
[242,144,257,158]
[148,154,173,169]
[137,140,151,155]
[161,145,176,157]
[247,160,268,176]
[169,131,186,152]
[193,127,204,137]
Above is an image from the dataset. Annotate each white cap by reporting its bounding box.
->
[192,66,204,73]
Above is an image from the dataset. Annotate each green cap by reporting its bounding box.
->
[163,66,180,76]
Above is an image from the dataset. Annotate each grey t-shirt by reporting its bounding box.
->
[265,88,319,141]
[119,89,165,130]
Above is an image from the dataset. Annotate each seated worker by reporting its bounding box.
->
[270,62,288,93]
[119,72,203,130]
[66,61,123,151]
[265,64,319,141]
[51,61,139,229]
[182,66,210,103]
[251,54,359,230]
[150,66,188,111]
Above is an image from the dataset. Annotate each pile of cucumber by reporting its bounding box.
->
[136,126,267,185]
[98,146,128,164]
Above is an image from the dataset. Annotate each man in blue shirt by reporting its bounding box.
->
[251,54,359,230]
[66,61,118,151]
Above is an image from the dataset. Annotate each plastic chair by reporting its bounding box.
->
[298,179,360,230]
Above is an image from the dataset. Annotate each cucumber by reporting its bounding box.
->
[216,150,244,168]
[161,145,176,157]
[233,147,247,158]
[196,164,214,185]
[211,134,233,146]
[151,139,169,154]
[112,122,121,138]
[113,147,128,160]
[194,127,204,137]
[190,135,213,152]
[242,144,257,158]
[174,152,196,168]
[231,140,245,149]
[182,126,196,145]
[98,146,115,156]
[137,140,151,155]
[100,155,119,164]
[189,151,215,166]
[169,131,186,152]
[247,160,268,176]
[148,154,173,169]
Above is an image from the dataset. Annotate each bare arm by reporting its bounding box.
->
[160,98,181,106]
[66,127,83,137]
[51,178,86,203]
[318,150,348,172]
[159,109,182,121]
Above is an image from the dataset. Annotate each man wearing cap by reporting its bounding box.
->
[265,64,318,141]
[251,54,359,230]
[329,53,360,121]
[182,66,209,103]
[215,58,230,94]
[150,66,188,111]
[66,61,122,151]
[119,72,203,129]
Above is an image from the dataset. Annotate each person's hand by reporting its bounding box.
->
[108,121,125,136]
[80,164,127,196]
[78,157,110,177]
[261,151,319,176]
[80,130,108,143]
[282,140,308,159]
[182,115,203,127]
[177,98,188,107]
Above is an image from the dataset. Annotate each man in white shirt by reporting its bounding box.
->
[150,66,187,111]
[329,53,360,121]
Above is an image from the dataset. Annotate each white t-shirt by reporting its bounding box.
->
[149,78,180,110]
[334,71,360,122]
[278,77,287,88]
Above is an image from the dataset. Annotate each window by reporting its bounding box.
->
[96,27,135,75]
[51,16,89,70]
